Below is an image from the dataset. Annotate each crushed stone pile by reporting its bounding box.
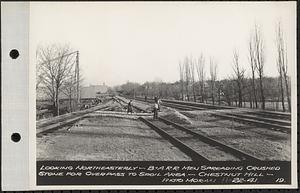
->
[161,110,192,125]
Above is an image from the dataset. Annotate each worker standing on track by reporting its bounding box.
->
[127,100,133,114]
[158,97,162,111]
[153,97,159,120]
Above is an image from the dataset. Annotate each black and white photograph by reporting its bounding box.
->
[1,1,297,190]
[35,2,295,162]
[32,2,297,187]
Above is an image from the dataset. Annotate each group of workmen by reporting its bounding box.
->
[127,96,161,120]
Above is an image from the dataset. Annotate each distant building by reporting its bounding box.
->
[80,84,108,99]
[36,83,109,101]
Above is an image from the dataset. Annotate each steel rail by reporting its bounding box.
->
[115,96,149,113]
[126,96,232,110]
[255,111,291,119]
[161,103,194,111]
[210,113,290,133]
[162,102,206,111]
[127,97,206,111]
[225,112,291,126]
[37,105,111,135]
[37,104,110,128]
[162,99,235,110]
[138,117,209,161]
[258,110,291,116]
[247,111,291,120]
[159,117,262,162]
[37,114,86,135]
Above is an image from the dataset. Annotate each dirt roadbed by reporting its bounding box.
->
[37,116,191,161]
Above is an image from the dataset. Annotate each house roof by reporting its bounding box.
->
[36,84,109,100]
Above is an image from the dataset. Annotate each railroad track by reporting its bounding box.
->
[124,96,291,133]
[160,101,207,111]
[114,96,149,113]
[247,110,291,121]
[131,97,291,118]
[210,112,290,133]
[139,117,261,161]
[128,96,234,111]
[128,97,207,111]
[162,99,234,110]
[37,102,113,135]
[225,112,290,126]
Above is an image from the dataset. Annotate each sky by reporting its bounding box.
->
[29,2,296,87]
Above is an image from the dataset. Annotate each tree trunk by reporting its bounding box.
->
[192,83,196,102]
[198,83,202,103]
[69,94,72,112]
[211,83,215,105]
[283,75,291,112]
[259,74,265,109]
[55,89,60,116]
[181,81,184,100]
[238,82,242,107]
[201,82,205,103]
[279,75,285,112]
[251,73,258,108]
[249,93,253,108]
[218,86,221,105]
[186,83,189,101]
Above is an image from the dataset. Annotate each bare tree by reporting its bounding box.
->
[248,36,258,108]
[144,81,150,99]
[190,56,196,102]
[244,76,254,108]
[184,56,191,101]
[253,24,266,109]
[61,72,83,113]
[196,54,205,103]
[36,57,44,90]
[232,50,245,107]
[178,61,184,100]
[282,52,291,112]
[61,74,76,112]
[276,36,285,112]
[209,57,217,105]
[276,22,291,112]
[222,77,235,106]
[37,44,77,116]
[277,65,285,111]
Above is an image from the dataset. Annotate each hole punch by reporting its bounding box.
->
[11,133,21,142]
[9,49,19,59]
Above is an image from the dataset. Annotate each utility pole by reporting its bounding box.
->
[75,51,80,105]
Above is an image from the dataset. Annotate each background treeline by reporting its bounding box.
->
[114,23,291,112]
[113,76,290,111]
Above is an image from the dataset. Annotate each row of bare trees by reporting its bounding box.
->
[178,55,221,106]
[118,23,290,112]
[178,55,215,103]
[246,23,291,111]
[176,23,291,111]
